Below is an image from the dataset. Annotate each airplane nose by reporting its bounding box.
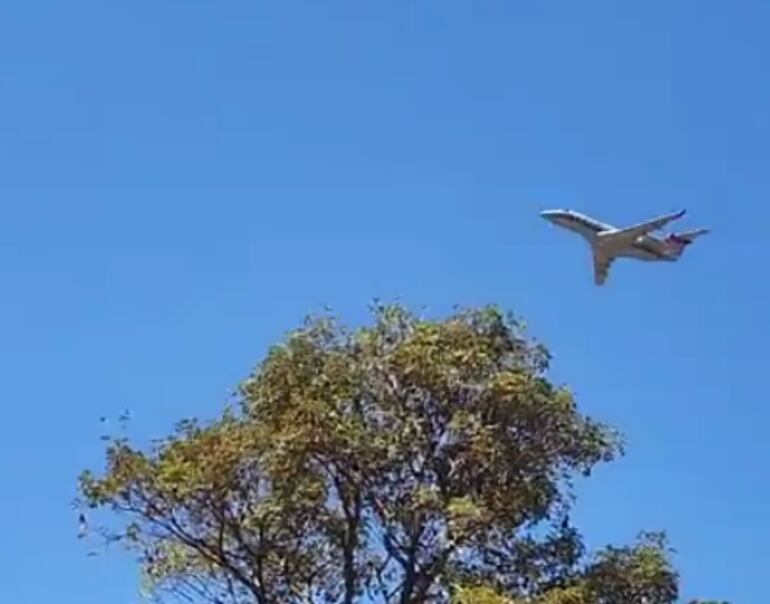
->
[540,210,556,222]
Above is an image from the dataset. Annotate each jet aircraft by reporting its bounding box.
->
[540,208,709,285]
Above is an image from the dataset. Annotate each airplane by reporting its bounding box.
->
[540,208,709,285]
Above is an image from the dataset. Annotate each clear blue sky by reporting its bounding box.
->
[1,1,767,602]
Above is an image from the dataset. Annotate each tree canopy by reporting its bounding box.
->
[78,303,725,604]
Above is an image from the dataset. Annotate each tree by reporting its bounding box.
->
[78,303,725,604]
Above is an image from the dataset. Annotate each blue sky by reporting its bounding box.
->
[1,1,767,602]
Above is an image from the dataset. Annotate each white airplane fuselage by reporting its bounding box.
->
[541,209,677,261]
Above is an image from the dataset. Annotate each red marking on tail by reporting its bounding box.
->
[664,233,691,257]
[668,233,691,245]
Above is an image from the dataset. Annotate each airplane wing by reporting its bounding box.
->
[600,209,686,245]
[593,248,614,285]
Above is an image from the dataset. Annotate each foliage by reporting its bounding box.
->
[78,303,725,603]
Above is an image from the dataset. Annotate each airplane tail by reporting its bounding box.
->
[663,228,710,258]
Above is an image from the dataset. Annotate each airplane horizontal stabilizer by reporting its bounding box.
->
[664,227,709,257]
[670,228,710,242]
